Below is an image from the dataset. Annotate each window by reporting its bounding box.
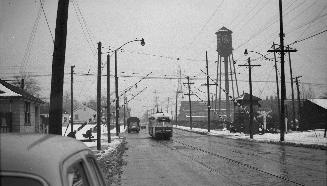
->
[87,157,105,186]
[0,176,44,186]
[75,114,79,120]
[24,102,31,125]
[67,162,90,186]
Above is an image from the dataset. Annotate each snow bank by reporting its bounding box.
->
[175,125,327,147]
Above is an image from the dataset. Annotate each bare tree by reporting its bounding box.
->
[13,74,41,97]
[301,84,315,99]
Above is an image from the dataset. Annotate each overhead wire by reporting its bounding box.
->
[20,2,42,74]
[186,0,225,48]
[39,0,54,43]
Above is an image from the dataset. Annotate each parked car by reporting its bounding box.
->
[0,133,105,186]
[127,117,140,133]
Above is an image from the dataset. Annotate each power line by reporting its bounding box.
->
[288,28,327,46]
[39,0,54,42]
[21,3,42,74]
[186,0,225,48]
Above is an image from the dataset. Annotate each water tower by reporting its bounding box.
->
[215,26,233,123]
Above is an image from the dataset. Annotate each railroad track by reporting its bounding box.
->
[157,135,304,186]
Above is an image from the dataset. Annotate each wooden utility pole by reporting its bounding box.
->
[183,76,194,129]
[287,45,296,127]
[115,50,120,136]
[266,1,298,141]
[272,42,281,125]
[97,42,102,150]
[175,91,178,125]
[107,54,111,143]
[294,76,302,131]
[206,51,211,132]
[239,57,261,139]
[278,0,286,141]
[49,0,70,135]
[123,94,127,129]
[70,65,75,133]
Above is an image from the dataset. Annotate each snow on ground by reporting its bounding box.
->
[175,125,327,147]
[62,124,127,156]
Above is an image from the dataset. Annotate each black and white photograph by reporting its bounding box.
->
[1,0,326,185]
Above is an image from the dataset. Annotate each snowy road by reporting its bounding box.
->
[119,129,326,186]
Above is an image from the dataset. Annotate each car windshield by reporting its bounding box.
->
[0,176,45,186]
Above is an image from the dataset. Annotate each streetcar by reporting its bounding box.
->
[148,112,173,139]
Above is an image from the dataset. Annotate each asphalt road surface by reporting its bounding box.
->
[119,128,326,186]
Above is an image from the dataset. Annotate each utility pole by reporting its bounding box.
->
[123,94,127,129]
[287,45,296,128]
[239,56,261,139]
[266,1,298,141]
[175,91,178,125]
[70,65,75,133]
[294,76,302,131]
[278,0,286,141]
[183,76,194,129]
[97,42,102,150]
[49,0,70,135]
[272,42,281,126]
[115,50,120,136]
[206,51,211,132]
[107,54,111,143]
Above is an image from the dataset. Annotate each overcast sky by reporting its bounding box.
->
[1,0,327,117]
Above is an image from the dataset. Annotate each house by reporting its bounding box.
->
[73,105,96,124]
[40,102,71,133]
[0,78,44,133]
[301,99,327,131]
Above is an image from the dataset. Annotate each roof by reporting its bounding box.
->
[0,133,90,185]
[235,93,261,101]
[215,26,233,34]
[308,99,327,109]
[0,78,44,103]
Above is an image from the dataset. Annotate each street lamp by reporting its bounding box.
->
[240,49,261,139]
[113,38,145,136]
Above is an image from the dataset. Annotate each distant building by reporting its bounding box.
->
[0,79,44,133]
[73,105,97,124]
[177,99,235,129]
[301,99,327,130]
[40,103,70,132]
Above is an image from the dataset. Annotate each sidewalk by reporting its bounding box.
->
[175,125,327,149]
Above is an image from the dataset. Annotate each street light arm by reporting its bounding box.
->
[110,38,145,54]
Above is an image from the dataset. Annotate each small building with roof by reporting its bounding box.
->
[0,78,44,133]
[301,99,327,131]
